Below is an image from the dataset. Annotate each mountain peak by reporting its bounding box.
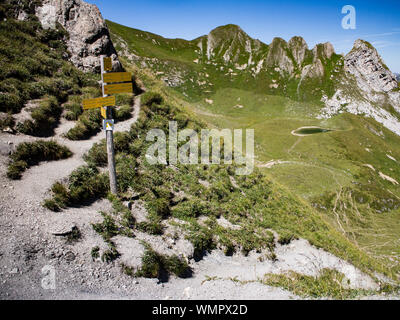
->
[208,24,247,40]
[345,39,397,93]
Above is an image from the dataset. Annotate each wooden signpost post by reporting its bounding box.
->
[81,56,133,195]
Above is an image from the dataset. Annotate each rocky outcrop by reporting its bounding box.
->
[344,39,398,93]
[35,0,121,72]
[312,42,334,62]
[301,58,324,79]
[288,36,308,66]
[320,39,400,136]
[266,37,294,74]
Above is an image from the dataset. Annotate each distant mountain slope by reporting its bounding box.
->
[108,21,400,135]
[108,21,342,101]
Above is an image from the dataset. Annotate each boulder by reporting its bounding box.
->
[35,0,122,72]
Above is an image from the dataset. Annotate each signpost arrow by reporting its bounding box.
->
[82,96,116,110]
[100,106,107,119]
[103,57,112,71]
[103,72,132,84]
[104,82,133,95]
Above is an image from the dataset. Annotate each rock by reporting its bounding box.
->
[183,287,191,298]
[312,42,335,61]
[0,142,14,156]
[266,37,294,74]
[344,39,398,93]
[35,0,122,72]
[288,36,308,66]
[301,58,324,79]
[217,216,242,231]
[131,200,149,224]
[9,268,18,274]
[63,251,76,262]
[2,127,13,134]
[50,222,77,236]
[113,236,145,270]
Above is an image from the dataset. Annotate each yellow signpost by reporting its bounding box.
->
[103,72,132,83]
[81,56,134,195]
[82,96,116,110]
[104,82,133,95]
[103,57,112,71]
[100,106,107,119]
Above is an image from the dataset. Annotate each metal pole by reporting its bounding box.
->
[100,55,118,195]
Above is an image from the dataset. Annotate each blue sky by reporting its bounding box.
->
[88,0,400,72]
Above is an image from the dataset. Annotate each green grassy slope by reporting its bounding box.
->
[107,21,400,281]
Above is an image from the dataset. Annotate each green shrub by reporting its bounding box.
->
[163,255,190,277]
[91,246,100,260]
[263,269,369,299]
[7,140,72,179]
[0,92,23,113]
[136,220,163,235]
[135,247,162,278]
[115,153,137,192]
[114,105,132,121]
[64,101,83,121]
[141,91,163,107]
[66,226,82,244]
[101,246,120,263]
[0,113,15,130]
[186,228,215,259]
[65,109,102,140]
[67,165,109,204]
[43,198,61,212]
[84,141,107,167]
[7,160,28,180]
[135,245,191,279]
[171,199,212,219]
[92,213,119,241]
[17,96,62,136]
[278,231,297,245]
[45,165,109,211]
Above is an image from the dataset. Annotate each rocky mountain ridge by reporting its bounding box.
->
[109,22,400,135]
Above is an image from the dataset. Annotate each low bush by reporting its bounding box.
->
[65,109,102,140]
[7,140,72,179]
[44,165,109,210]
[64,101,83,121]
[114,105,132,121]
[262,269,370,299]
[0,113,15,130]
[141,91,163,107]
[17,96,62,136]
[135,244,191,279]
